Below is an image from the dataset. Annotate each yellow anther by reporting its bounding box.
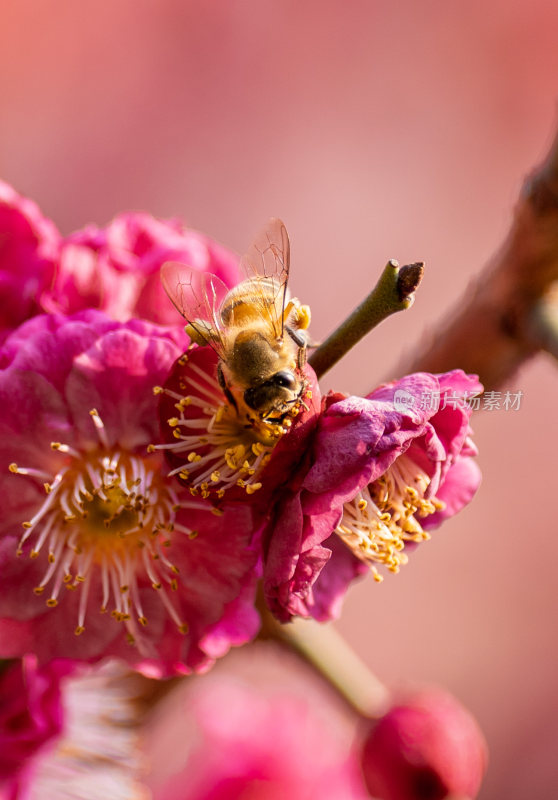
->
[167,417,180,427]
[153,386,164,395]
[188,530,199,539]
[170,579,178,591]
[33,586,45,595]
[138,616,148,627]
[74,626,85,636]
[9,463,19,473]
[46,598,58,607]
[178,623,189,635]
[245,482,262,495]
[22,521,32,529]
[210,471,220,482]
[211,508,224,517]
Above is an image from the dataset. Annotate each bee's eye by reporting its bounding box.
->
[273,370,297,389]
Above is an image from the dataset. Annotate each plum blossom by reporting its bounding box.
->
[145,675,368,800]
[156,345,321,505]
[42,211,240,324]
[360,688,488,800]
[0,312,260,675]
[263,371,482,621]
[0,179,240,335]
[0,181,60,343]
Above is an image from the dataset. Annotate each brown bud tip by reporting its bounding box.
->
[397,262,425,301]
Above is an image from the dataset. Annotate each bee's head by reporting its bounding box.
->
[243,370,301,415]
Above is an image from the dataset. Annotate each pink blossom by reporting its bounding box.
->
[4,661,148,800]
[147,676,368,800]
[0,182,60,343]
[42,212,240,324]
[0,656,70,793]
[360,688,488,800]
[156,345,321,507]
[263,371,482,621]
[0,312,260,675]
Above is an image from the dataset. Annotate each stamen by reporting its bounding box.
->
[10,408,193,641]
[155,347,309,499]
[336,454,444,578]
[89,408,109,449]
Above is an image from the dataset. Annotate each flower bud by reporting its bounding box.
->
[360,689,487,800]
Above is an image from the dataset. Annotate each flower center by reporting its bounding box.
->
[154,348,310,499]
[10,410,190,640]
[335,454,445,582]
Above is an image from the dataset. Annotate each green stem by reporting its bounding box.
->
[259,601,390,718]
[308,260,424,379]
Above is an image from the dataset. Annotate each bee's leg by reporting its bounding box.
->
[285,325,307,348]
[217,363,238,412]
[285,326,308,369]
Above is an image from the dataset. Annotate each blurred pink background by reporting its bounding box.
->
[2,1,558,796]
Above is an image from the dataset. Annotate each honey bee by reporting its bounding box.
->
[161,218,311,429]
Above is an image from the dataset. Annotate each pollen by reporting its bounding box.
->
[10,409,192,642]
[154,361,278,498]
[335,454,445,578]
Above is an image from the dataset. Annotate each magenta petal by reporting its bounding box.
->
[0,656,70,782]
[423,455,482,529]
[45,212,241,324]
[0,181,60,342]
[306,536,369,621]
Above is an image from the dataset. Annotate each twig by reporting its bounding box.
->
[258,601,391,718]
[308,260,424,379]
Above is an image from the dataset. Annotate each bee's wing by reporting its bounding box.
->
[161,261,229,356]
[239,217,290,338]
